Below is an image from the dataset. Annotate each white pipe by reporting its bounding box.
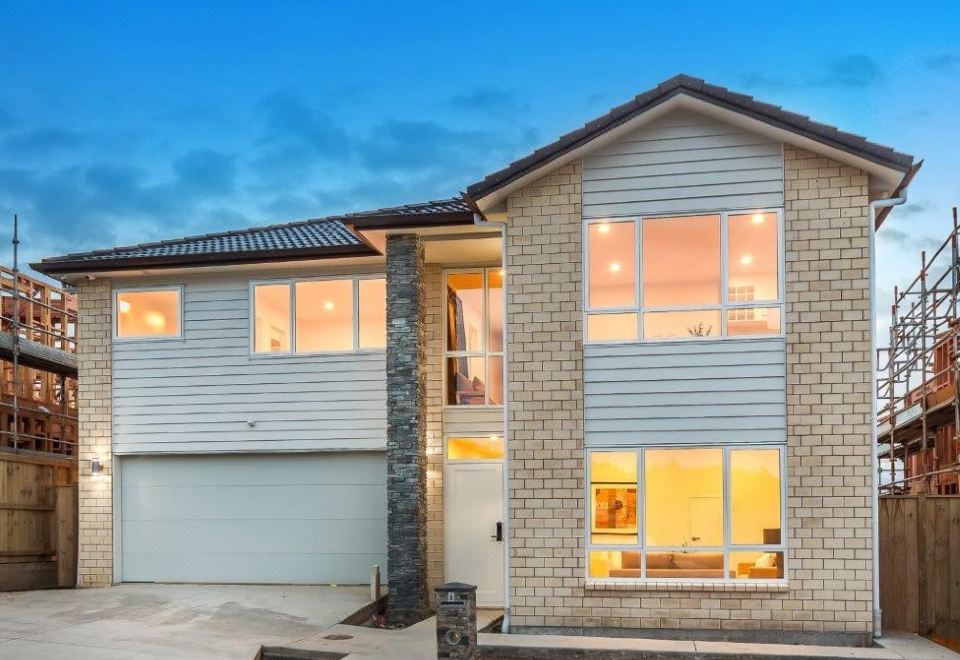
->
[869,192,907,639]
[473,212,511,633]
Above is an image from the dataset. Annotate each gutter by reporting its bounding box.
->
[472,209,511,634]
[869,191,908,639]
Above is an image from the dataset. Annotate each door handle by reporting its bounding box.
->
[491,521,503,542]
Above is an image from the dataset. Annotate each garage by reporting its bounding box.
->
[119,452,387,584]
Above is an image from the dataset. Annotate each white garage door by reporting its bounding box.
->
[120,452,387,584]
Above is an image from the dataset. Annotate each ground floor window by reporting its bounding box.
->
[587,445,785,581]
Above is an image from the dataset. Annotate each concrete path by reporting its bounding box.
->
[0,583,370,660]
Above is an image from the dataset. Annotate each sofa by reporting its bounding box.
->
[606,551,781,579]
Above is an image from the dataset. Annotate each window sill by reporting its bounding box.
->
[584,578,789,593]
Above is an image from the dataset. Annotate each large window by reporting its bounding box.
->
[115,288,182,339]
[587,446,784,581]
[252,276,386,354]
[445,269,503,406]
[585,210,782,341]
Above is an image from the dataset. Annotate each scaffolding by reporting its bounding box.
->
[0,220,78,458]
[877,207,960,494]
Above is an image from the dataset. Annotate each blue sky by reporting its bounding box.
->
[1,0,959,331]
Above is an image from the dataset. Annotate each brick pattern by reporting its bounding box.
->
[424,264,446,591]
[76,279,113,586]
[504,161,586,627]
[503,150,874,641]
[385,234,430,623]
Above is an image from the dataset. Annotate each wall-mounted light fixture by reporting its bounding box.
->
[91,456,102,475]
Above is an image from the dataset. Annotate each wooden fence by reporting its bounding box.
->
[0,451,77,591]
[879,495,960,638]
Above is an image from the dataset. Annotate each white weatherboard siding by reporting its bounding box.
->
[119,452,387,584]
[111,272,386,454]
[443,407,505,438]
[584,339,786,445]
[582,108,784,218]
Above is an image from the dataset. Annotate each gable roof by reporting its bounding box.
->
[32,198,473,275]
[466,74,915,205]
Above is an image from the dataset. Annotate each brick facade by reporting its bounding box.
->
[76,279,114,586]
[503,150,874,642]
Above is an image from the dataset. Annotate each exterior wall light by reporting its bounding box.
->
[91,456,102,475]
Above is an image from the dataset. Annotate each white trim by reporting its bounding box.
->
[584,444,787,586]
[112,285,184,342]
[249,274,386,356]
[583,207,785,344]
[112,453,122,584]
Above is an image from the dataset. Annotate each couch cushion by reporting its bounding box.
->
[672,552,723,569]
[645,552,673,570]
[621,551,641,570]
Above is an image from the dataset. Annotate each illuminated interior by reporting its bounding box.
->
[253,284,289,352]
[295,280,353,352]
[359,278,387,349]
[447,436,505,460]
[116,289,180,338]
[585,210,782,340]
[588,446,784,580]
[446,270,503,405]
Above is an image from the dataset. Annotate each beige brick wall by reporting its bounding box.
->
[503,149,874,639]
[76,279,114,587]
[424,264,445,591]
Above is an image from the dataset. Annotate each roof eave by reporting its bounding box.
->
[30,243,379,277]
[346,210,474,230]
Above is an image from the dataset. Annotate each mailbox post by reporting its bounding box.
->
[435,582,477,659]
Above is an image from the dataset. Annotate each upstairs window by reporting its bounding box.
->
[585,210,782,341]
[252,276,386,354]
[445,269,503,406]
[115,288,181,339]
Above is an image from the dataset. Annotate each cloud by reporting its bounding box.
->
[255,89,350,157]
[450,89,528,117]
[878,226,940,254]
[171,149,237,197]
[741,55,883,91]
[927,54,960,73]
[5,127,83,155]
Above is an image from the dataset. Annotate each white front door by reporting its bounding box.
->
[445,462,504,606]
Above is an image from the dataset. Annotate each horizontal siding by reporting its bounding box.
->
[582,109,784,218]
[112,271,386,454]
[584,338,786,446]
[443,407,505,438]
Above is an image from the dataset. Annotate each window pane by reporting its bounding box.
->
[590,451,638,544]
[487,270,504,352]
[117,289,180,338]
[728,212,778,302]
[359,278,386,349]
[448,436,504,460]
[643,310,720,339]
[447,273,484,352]
[447,356,486,405]
[731,551,784,579]
[295,280,353,352]
[645,448,723,547]
[587,313,638,342]
[643,215,720,307]
[727,306,781,336]
[487,355,503,405]
[730,448,782,545]
[589,550,640,578]
[588,222,636,308]
[254,284,289,352]
[647,552,725,579]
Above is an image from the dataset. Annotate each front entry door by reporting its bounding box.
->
[445,462,504,606]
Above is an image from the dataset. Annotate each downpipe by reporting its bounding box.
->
[869,193,907,638]
[474,212,511,633]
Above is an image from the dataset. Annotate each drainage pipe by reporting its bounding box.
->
[868,192,907,638]
[473,212,511,633]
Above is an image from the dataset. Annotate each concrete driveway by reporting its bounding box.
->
[0,583,370,660]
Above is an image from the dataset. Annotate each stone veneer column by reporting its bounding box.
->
[76,279,114,586]
[386,234,429,624]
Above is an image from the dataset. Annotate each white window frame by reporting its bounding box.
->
[583,208,785,343]
[442,267,504,408]
[585,444,788,585]
[249,274,386,355]
[113,285,184,342]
